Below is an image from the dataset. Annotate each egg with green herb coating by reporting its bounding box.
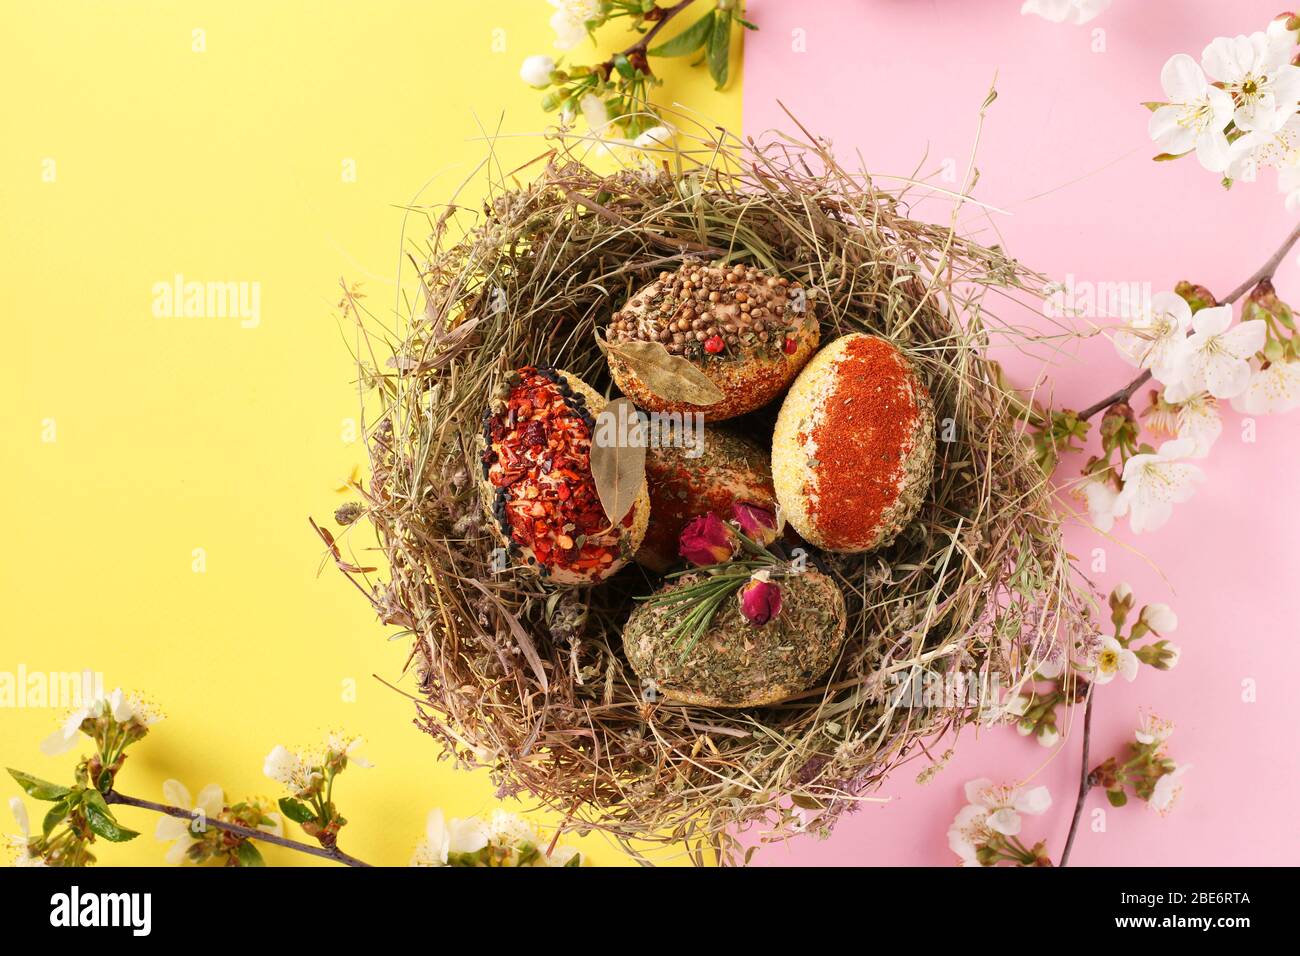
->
[622,570,847,708]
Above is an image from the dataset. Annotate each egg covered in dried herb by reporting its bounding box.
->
[622,569,847,708]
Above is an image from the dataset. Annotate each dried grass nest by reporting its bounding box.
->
[340,122,1094,865]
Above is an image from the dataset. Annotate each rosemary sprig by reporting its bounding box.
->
[639,529,782,658]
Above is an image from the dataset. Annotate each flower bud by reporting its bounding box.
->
[1174,280,1217,313]
[731,501,780,546]
[519,55,556,89]
[1138,603,1177,634]
[1108,582,1134,629]
[738,573,782,625]
[678,513,738,566]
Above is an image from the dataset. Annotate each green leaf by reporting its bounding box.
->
[611,53,635,80]
[43,800,70,837]
[1141,101,1167,112]
[84,801,139,842]
[1152,151,1189,162]
[7,769,70,801]
[647,10,714,57]
[278,797,317,825]
[1106,788,1129,808]
[564,852,582,867]
[707,10,732,89]
[236,841,266,867]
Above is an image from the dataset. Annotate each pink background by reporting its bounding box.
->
[742,0,1299,865]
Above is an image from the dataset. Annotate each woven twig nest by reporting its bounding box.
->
[345,125,1092,864]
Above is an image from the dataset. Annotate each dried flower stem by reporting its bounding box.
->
[1078,222,1300,421]
[103,790,373,867]
[1058,684,1095,867]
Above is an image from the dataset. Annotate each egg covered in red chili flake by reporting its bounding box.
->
[479,367,649,586]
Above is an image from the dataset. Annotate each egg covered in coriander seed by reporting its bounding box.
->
[478,366,650,586]
[772,333,935,553]
[606,262,820,420]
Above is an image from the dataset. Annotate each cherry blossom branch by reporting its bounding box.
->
[1077,221,1300,421]
[617,0,696,59]
[103,790,373,867]
[1058,685,1096,867]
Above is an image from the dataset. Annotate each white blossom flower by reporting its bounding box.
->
[411,808,489,866]
[1036,725,1060,748]
[40,704,97,756]
[106,688,161,727]
[632,125,674,151]
[154,780,226,865]
[1113,291,1194,383]
[1169,306,1266,399]
[1019,0,1111,25]
[1149,54,1236,171]
[1093,635,1139,684]
[947,803,991,866]
[1112,439,1205,533]
[1135,711,1175,746]
[485,809,542,847]
[327,733,372,769]
[1150,763,1191,814]
[1172,392,1222,458]
[262,745,321,794]
[1232,359,1300,414]
[519,55,556,88]
[1202,32,1300,132]
[8,798,44,867]
[40,689,160,756]
[1139,603,1178,634]
[1074,474,1119,532]
[549,0,601,51]
[1162,642,1182,669]
[962,778,1052,837]
[1226,114,1300,181]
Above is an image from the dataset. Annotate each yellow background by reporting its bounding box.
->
[0,0,740,866]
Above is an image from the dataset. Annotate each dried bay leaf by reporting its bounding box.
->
[596,332,724,406]
[590,397,647,525]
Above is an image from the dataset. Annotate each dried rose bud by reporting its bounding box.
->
[738,573,782,625]
[731,501,779,546]
[678,513,738,566]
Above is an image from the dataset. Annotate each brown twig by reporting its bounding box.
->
[1058,685,1096,867]
[1078,222,1300,421]
[104,790,373,867]
[617,0,697,59]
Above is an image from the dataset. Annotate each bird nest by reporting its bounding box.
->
[336,121,1093,865]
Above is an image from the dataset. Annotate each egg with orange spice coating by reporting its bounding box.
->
[772,334,935,552]
[606,262,819,420]
[477,367,649,586]
[634,423,776,574]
